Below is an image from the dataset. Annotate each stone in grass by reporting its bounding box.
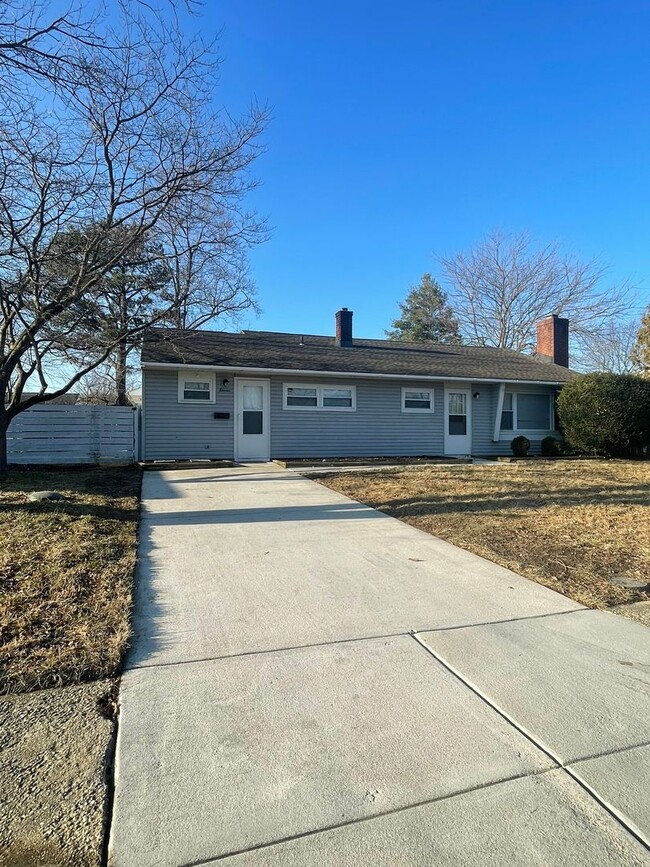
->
[609,575,648,590]
[28,491,66,502]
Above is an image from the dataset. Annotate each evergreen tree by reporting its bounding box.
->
[386,274,461,343]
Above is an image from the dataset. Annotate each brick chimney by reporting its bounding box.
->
[335,308,353,347]
[536,314,569,367]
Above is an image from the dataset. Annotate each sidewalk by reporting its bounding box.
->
[109,465,650,866]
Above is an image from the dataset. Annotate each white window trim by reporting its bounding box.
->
[401,386,435,413]
[282,383,357,411]
[499,391,554,437]
[177,370,216,404]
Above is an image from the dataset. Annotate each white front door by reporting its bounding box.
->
[444,387,472,455]
[235,378,270,461]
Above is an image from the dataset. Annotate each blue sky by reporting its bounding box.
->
[190,1,650,339]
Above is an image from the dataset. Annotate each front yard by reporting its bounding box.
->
[317,460,649,611]
[0,466,141,867]
[1,467,141,695]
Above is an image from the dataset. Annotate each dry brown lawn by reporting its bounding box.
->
[0,466,141,695]
[318,460,650,609]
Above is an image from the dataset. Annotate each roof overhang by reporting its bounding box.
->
[141,360,569,387]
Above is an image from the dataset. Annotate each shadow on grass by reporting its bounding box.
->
[366,482,650,517]
[0,466,142,522]
[0,499,140,522]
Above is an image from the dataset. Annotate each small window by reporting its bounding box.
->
[283,383,356,411]
[402,387,434,412]
[178,372,215,403]
[184,381,211,401]
[323,387,353,408]
[501,392,514,430]
[286,386,318,407]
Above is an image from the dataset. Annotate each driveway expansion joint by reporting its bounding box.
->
[564,764,650,851]
[567,740,650,766]
[411,632,650,854]
[125,630,412,672]
[127,609,589,674]
[175,767,559,867]
[419,606,588,633]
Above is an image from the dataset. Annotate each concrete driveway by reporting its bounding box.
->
[109,464,650,866]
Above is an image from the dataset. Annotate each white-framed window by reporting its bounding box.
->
[178,370,216,404]
[283,383,356,411]
[401,386,434,413]
[500,392,552,432]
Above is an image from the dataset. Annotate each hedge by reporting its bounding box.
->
[556,373,650,457]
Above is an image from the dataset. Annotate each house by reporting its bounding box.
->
[140,310,575,461]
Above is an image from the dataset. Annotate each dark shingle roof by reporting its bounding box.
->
[141,327,576,383]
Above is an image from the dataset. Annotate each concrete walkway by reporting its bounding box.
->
[109,465,650,866]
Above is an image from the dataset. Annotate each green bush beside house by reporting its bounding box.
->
[557,373,650,458]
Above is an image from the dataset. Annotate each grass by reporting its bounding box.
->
[0,466,142,695]
[317,460,650,609]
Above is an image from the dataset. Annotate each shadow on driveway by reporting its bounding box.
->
[147,501,383,526]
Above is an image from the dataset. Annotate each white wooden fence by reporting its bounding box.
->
[7,405,138,465]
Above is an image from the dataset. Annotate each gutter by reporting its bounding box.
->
[140,361,569,388]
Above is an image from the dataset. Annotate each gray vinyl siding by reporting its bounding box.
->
[269,377,443,458]
[472,383,561,456]
[143,369,234,460]
[142,368,561,460]
[471,383,498,455]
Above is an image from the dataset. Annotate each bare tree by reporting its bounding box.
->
[76,369,120,405]
[0,3,267,475]
[579,318,642,374]
[438,231,630,360]
[0,0,103,90]
[0,0,195,91]
[160,191,264,330]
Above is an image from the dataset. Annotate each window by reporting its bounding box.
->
[517,393,551,430]
[178,371,215,403]
[402,387,434,412]
[501,393,514,430]
[447,392,467,434]
[242,384,264,434]
[323,387,354,408]
[283,383,356,411]
[500,392,552,432]
[184,381,211,401]
[285,386,318,407]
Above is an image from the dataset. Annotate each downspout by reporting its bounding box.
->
[493,383,505,442]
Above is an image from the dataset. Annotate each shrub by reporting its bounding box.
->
[511,435,531,457]
[541,435,563,457]
[556,373,650,458]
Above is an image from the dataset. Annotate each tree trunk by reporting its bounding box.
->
[0,406,9,480]
[115,338,129,406]
[115,283,130,406]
